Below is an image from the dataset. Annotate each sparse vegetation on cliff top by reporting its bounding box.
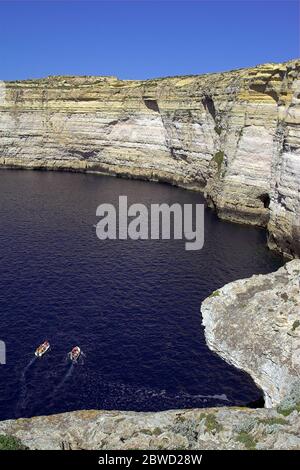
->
[0,434,26,450]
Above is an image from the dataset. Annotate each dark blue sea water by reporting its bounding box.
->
[0,170,283,420]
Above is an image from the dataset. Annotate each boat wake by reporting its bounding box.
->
[22,357,37,376]
[16,357,37,413]
[104,381,230,404]
[54,363,74,392]
[80,371,232,410]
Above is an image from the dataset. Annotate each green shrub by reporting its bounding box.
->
[258,417,288,426]
[209,290,220,298]
[277,381,300,416]
[0,434,26,450]
[200,413,223,433]
[213,151,224,172]
[236,431,257,450]
[277,403,300,416]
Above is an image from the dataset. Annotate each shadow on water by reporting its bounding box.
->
[247,395,265,409]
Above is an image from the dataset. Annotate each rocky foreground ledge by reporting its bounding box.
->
[0,261,300,450]
[1,405,300,450]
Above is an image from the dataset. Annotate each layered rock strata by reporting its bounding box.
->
[0,59,299,256]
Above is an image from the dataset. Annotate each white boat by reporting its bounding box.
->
[35,341,50,357]
[68,346,81,362]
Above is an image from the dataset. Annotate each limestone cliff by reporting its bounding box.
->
[202,260,300,408]
[0,59,299,257]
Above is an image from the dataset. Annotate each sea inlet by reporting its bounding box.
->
[0,169,283,419]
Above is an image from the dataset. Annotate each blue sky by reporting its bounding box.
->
[0,0,299,80]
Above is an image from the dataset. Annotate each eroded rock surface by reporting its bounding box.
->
[0,60,299,256]
[0,407,299,450]
[202,260,300,408]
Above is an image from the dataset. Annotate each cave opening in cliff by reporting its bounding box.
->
[259,193,271,209]
[143,99,160,112]
[202,96,216,120]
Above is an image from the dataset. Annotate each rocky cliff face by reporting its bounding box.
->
[0,59,299,256]
[202,260,300,408]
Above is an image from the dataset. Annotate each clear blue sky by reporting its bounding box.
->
[0,0,299,80]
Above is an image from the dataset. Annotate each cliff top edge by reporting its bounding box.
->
[2,58,299,85]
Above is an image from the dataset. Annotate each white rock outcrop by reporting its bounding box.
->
[202,260,300,408]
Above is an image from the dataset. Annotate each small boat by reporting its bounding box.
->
[35,341,50,358]
[68,346,81,362]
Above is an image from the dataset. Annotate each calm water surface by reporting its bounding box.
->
[0,170,283,419]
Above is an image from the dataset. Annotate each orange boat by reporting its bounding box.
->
[68,346,81,362]
[35,341,50,357]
